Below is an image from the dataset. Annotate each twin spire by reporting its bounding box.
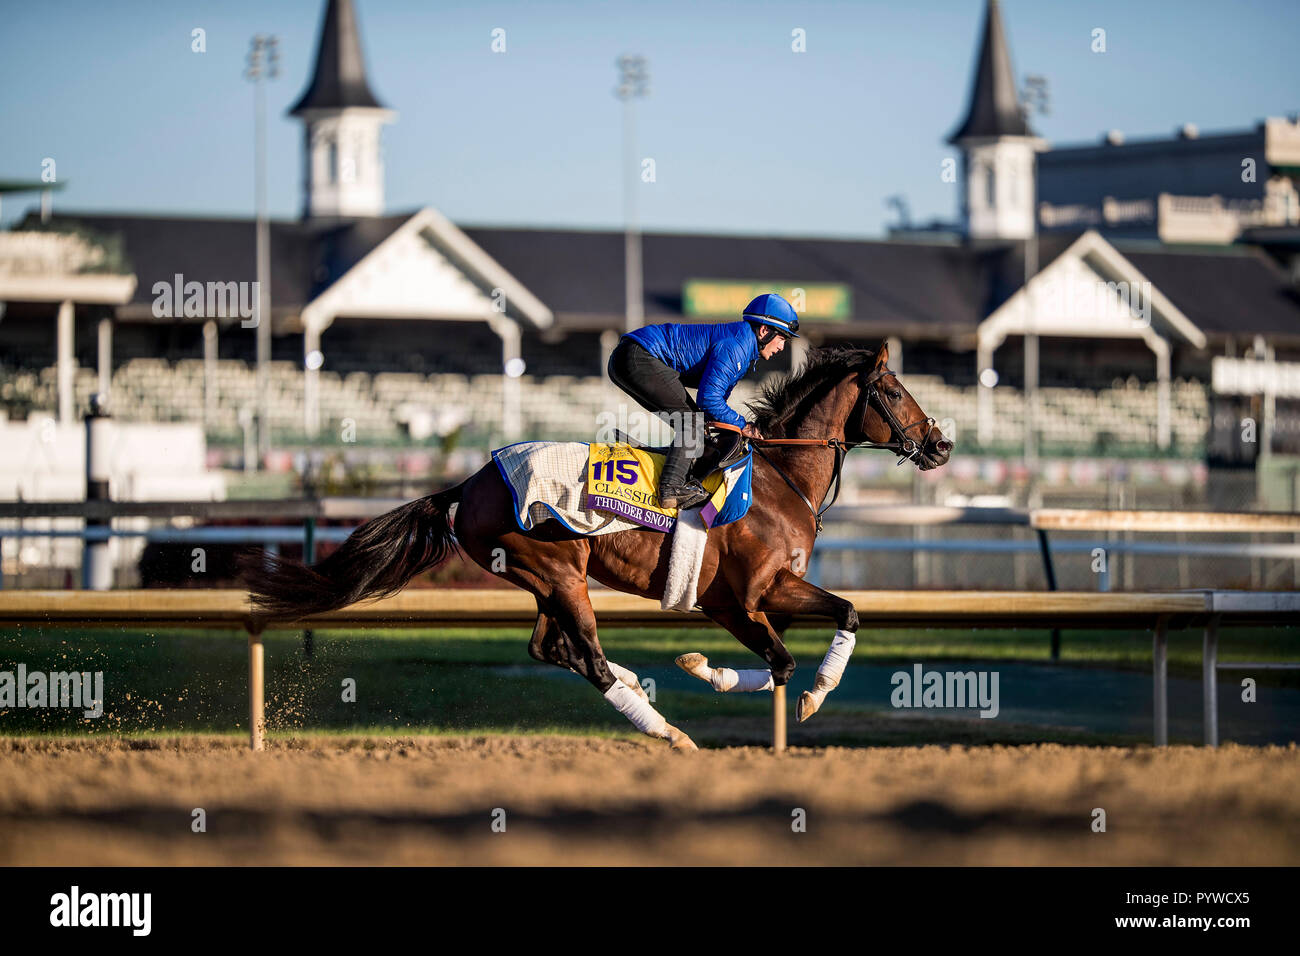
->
[290,0,386,115]
[947,0,1040,241]
[286,0,1031,236]
[948,0,1032,143]
[290,0,394,220]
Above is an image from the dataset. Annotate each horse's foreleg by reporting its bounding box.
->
[758,569,859,722]
[679,605,795,692]
[676,651,774,692]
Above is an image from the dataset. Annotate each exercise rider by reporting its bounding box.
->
[607,292,799,509]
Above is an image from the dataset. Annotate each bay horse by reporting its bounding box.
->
[241,342,951,750]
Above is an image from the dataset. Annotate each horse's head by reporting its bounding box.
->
[851,342,952,471]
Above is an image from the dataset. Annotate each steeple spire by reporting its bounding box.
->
[946,0,1040,241]
[947,0,1030,144]
[289,0,395,220]
[290,0,386,115]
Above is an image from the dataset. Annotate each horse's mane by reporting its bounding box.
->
[746,346,876,436]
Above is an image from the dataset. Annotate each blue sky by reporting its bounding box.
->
[3,0,1298,237]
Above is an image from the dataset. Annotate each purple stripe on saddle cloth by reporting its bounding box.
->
[585,492,676,532]
[699,499,720,527]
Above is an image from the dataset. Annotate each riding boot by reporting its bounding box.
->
[657,442,706,510]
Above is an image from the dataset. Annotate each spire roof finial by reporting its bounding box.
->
[290,0,386,115]
[947,0,1031,143]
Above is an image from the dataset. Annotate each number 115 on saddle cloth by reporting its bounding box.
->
[584,442,754,532]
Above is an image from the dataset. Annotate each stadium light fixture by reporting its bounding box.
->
[245,35,279,467]
[615,56,649,335]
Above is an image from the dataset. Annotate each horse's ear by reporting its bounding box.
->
[874,340,890,368]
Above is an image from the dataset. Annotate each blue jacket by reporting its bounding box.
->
[625,320,758,428]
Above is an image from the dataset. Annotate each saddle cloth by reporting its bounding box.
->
[491,441,754,611]
[492,441,752,536]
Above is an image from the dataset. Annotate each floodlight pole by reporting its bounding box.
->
[246,36,279,466]
[615,56,648,334]
[1024,233,1038,466]
[1021,76,1049,470]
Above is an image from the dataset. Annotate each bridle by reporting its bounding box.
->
[715,365,937,534]
[854,365,937,465]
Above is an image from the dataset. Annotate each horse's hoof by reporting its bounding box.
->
[797,691,821,722]
[665,724,699,752]
[676,653,712,682]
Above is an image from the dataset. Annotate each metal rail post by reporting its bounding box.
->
[1203,614,1220,748]
[247,624,265,751]
[1036,528,1061,660]
[1153,616,1168,747]
[772,684,787,753]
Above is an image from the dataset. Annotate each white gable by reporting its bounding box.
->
[315,226,499,321]
[300,207,552,333]
[978,230,1206,351]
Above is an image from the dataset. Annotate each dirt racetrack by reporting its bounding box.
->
[1,734,1297,866]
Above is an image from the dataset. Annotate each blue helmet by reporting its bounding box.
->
[742,293,800,338]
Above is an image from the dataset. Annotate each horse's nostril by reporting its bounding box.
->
[935,439,952,453]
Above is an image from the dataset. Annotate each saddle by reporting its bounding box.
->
[612,425,747,485]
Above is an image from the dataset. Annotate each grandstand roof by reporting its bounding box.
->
[1116,243,1300,338]
[463,226,1075,338]
[20,212,1300,345]
[22,212,408,320]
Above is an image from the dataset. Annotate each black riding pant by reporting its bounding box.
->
[607,338,700,492]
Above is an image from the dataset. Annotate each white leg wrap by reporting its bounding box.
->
[608,659,648,700]
[806,630,856,706]
[817,630,856,688]
[607,660,638,686]
[604,680,668,738]
[711,667,775,693]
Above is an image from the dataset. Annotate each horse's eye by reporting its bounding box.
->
[888,390,902,402]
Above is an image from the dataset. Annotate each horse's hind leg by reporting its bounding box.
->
[677,605,793,693]
[528,605,647,701]
[546,585,697,751]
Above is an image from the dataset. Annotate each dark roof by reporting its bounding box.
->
[18,212,1300,344]
[23,212,410,318]
[464,226,1085,337]
[947,0,1032,143]
[289,0,386,115]
[465,227,990,335]
[1118,243,1300,338]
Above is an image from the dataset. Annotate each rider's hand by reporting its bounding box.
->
[740,423,763,440]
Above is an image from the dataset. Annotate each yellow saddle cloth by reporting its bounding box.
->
[584,442,729,531]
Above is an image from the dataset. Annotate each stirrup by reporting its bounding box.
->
[661,480,709,511]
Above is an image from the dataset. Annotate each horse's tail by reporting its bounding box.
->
[240,484,464,622]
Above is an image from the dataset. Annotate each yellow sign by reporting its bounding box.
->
[683,280,851,321]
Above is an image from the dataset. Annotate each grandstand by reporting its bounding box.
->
[0,356,1212,456]
[1,0,1298,489]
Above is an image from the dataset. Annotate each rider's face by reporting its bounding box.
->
[760,334,787,360]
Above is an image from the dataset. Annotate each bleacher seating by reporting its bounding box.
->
[0,359,1211,452]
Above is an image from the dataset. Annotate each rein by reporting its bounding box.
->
[712,366,936,535]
